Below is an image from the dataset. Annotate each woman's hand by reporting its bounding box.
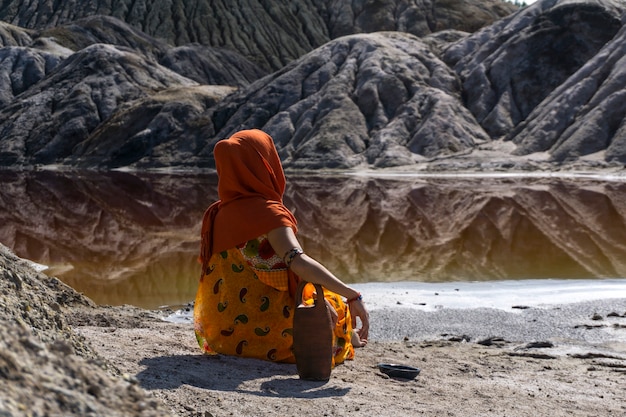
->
[348,298,369,344]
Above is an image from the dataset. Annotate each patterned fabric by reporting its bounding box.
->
[237,235,291,291]
[194,239,355,365]
[195,247,295,362]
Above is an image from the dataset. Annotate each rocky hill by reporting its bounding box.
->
[0,0,515,72]
[444,0,626,164]
[0,0,625,171]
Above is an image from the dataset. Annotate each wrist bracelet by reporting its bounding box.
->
[346,293,363,303]
[283,247,304,268]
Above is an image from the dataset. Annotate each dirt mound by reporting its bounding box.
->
[0,244,170,416]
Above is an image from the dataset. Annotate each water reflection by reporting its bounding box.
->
[0,170,625,309]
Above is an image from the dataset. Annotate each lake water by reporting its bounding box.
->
[1,170,625,309]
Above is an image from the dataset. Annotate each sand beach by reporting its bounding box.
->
[71,280,626,417]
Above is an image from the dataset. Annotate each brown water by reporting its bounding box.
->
[1,170,625,309]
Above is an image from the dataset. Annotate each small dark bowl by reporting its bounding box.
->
[377,363,421,380]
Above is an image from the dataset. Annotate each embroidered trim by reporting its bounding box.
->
[239,236,286,270]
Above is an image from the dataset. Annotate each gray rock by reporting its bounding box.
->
[70,85,235,169]
[2,0,626,170]
[0,46,66,109]
[509,21,626,163]
[423,29,470,57]
[18,31,489,170]
[443,0,625,138]
[159,44,268,86]
[34,15,266,87]
[0,0,516,72]
[0,20,33,46]
[203,32,489,169]
[36,15,169,58]
[317,0,516,39]
[0,43,196,166]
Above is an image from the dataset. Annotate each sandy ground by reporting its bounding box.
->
[72,296,626,417]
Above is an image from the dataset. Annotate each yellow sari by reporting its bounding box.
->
[194,238,354,365]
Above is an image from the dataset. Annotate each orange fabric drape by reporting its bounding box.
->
[200,130,297,274]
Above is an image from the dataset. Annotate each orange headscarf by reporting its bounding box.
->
[200,130,297,272]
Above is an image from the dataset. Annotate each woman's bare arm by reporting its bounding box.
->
[267,226,369,341]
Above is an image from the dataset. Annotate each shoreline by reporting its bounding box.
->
[8,161,626,182]
[165,278,626,315]
[352,278,626,311]
[344,168,626,181]
[163,278,626,356]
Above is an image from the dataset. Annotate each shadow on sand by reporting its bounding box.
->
[137,353,350,398]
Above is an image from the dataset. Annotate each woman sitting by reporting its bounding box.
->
[194,129,369,366]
